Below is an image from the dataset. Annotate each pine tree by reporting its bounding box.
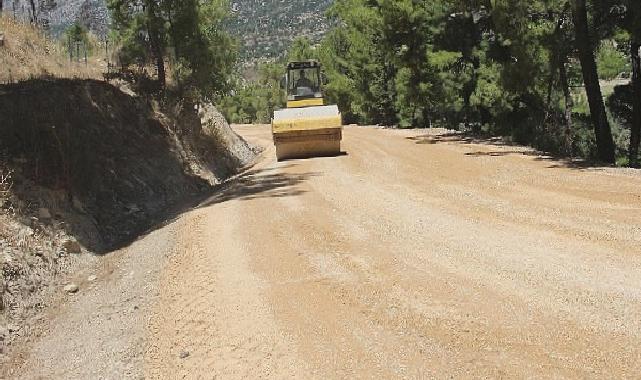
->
[572,0,616,163]
[288,37,316,62]
[108,0,236,99]
[621,1,641,166]
[319,0,397,125]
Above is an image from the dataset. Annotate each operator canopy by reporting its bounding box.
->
[287,61,322,100]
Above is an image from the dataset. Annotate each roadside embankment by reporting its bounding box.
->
[0,78,257,354]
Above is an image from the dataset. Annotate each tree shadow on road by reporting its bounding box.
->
[406,132,508,146]
[464,150,542,157]
[108,165,318,252]
[463,149,620,170]
[407,132,619,170]
[201,164,320,206]
[464,148,616,170]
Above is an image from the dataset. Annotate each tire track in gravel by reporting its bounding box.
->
[8,124,641,379]
[145,194,305,378]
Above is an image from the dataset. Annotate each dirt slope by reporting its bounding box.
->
[0,79,254,251]
[0,79,256,358]
[5,125,641,378]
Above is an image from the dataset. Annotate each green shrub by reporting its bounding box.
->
[597,41,630,80]
[571,115,597,159]
[607,84,632,127]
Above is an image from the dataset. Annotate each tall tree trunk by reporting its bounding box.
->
[0,0,4,14]
[629,41,641,167]
[571,0,616,163]
[28,0,37,24]
[149,35,166,89]
[559,58,574,156]
[146,0,165,89]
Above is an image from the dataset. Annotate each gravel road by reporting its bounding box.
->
[5,125,641,379]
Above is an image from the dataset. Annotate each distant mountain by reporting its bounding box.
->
[8,0,111,37]
[49,0,110,37]
[15,0,332,59]
[228,0,333,60]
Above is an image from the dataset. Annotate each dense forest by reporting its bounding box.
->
[221,0,641,167]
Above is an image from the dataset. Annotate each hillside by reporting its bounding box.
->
[47,0,109,36]
[2,0,108,36]
[0,15,101,83]
[13,0,332,60]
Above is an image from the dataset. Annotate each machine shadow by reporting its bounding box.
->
[277,151,349,162]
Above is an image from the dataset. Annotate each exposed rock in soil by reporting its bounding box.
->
[63,284,79,294]
[62,240,81,254]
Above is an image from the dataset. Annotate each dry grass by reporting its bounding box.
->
[0,15,103,83]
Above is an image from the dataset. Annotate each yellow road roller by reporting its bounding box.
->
[272,61,343,161]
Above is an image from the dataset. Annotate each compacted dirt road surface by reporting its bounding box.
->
[5,125,641,379]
